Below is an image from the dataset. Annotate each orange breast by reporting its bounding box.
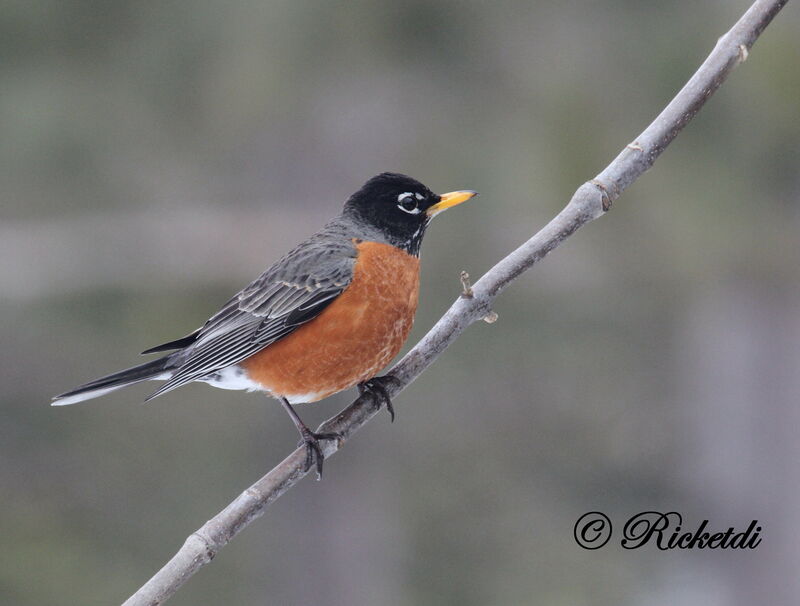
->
[241,240,420,403]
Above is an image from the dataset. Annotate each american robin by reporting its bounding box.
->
[53,173,477,473]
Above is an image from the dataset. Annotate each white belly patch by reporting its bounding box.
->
[281,391,325,405]
[199,365,324,404]
[199,365,262,392]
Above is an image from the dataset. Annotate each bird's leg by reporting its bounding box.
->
[278,397,340,477]
[358,375,402,422]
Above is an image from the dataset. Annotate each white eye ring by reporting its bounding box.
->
[397,192,422,214]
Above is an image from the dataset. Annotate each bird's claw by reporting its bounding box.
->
[298,430,341,477]
[359,375,401,422]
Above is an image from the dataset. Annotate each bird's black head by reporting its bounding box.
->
[343,172,476,255]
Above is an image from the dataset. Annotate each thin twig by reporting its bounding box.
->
[122,1,788,604]
[460,270,473,297]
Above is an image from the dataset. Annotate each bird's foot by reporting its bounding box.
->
[297,428,341,477]
[358,375,401,422]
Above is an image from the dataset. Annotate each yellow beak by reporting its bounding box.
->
[426,190,478,217]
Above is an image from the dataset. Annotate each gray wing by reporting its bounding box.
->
[146,233,357,400]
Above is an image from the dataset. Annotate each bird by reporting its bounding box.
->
[52,172,477,474]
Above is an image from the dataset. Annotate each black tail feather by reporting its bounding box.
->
[140,330,199,355]
[52,355,175,405]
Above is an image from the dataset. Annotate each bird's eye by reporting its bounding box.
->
[397,193,421,214]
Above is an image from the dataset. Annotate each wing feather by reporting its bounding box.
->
[146,232,357,400]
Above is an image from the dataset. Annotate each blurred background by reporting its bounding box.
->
[2,1,799,604]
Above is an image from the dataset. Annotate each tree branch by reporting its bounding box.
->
[122,1,788,604]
